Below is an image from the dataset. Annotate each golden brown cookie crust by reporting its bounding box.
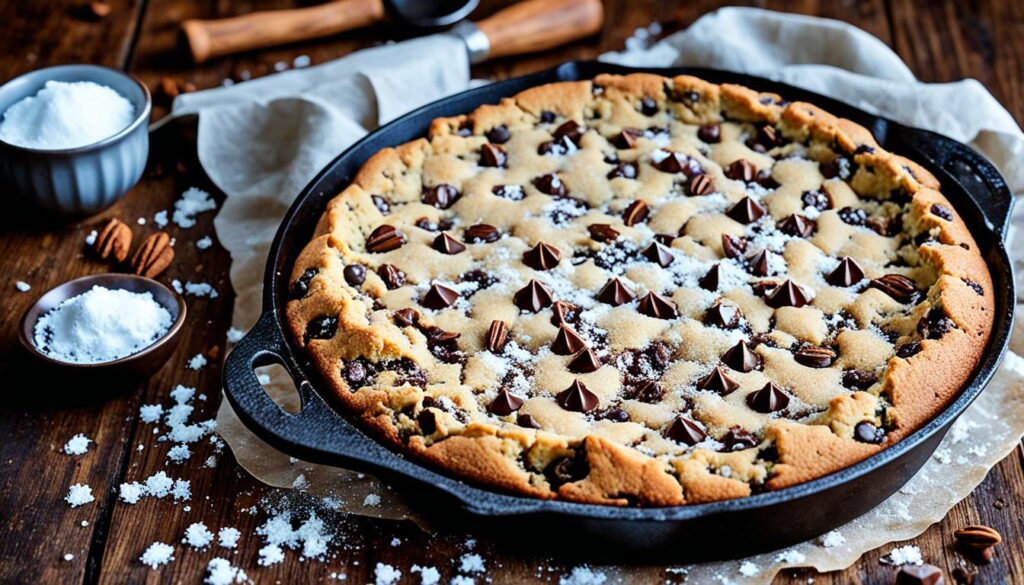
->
[285,73,994,506]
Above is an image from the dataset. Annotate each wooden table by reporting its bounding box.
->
[1,1,1021,583]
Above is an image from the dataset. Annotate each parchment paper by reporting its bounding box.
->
[174,8,1024,581]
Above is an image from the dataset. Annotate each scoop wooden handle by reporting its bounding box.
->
[476,0,604,60]
[181,0,386,64]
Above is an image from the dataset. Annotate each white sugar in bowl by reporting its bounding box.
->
[0,64,151,216]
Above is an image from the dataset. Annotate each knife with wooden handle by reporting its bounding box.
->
[181,0,603,65]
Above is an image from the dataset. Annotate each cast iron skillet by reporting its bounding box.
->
[223,61,1015,560]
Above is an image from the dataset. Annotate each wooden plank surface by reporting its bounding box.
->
[0,1,1021,584]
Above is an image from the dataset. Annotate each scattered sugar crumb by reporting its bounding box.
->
[218,527,241,549]
[362,493,381,507]
[65,484,94,507]
[172,187,216,229]
[183,522,214,549]
[882,545,923,566]
[196,236,213,250]
[167,444,191,462]
[389,537,401,547]
[226,327,245,343]
[776,550,807,564]
[374,563,401,585]
[139,404,163,423]
[459,553,485,573]
[411,565,440,585]
[63,433,91,455]
[140,542,175,569]
[63,553,74,561]
[85,230,98,245]
[820,530,846,548]
[153,210,168,228]
[450,577,474,585]
[145,471,174,497]
[738,561,760,576]
[81,520,89,527]
[15,281,31,292]
[188,353,208,370]
[119,482,144,504]
[293,55,311,68]
[560,566,607,585]
[179,281,219,298]
[172,479,191,501]
[258,544,284,566]
[137,217,146,225]
[205,558,247,585]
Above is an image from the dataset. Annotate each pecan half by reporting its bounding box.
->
[95,218,132,262]
[954,524,1001,563]
[794,346,836,368]
[869,274,917,303]
[130,232,174,278]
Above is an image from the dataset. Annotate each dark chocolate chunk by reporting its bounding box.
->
[842,370,877,390]
[539,110,556,123]
[305,315,338,341]
[745,248,770,276]
[596,277,636,306]
[699,264,722,291]
[371,195,390,214]
[480,143,508,168]
[464,223,500,243]
[291,268,318,299]
[725,159,757,182]
[869,274,918,303]
[545,453,588,484]
[611,128,642,149]
[704,303,741,329]
[637,291,678,319]
[696,366,740,395]
[819,154,851,179]
[622,200,649,226]
[688,173,715,196]
[366,224,405,253]
[393,308,419,327]
[794,346,836,368]
[486,320,509,353]
[653,151,689,174]
[556,380,600,413]
[422,184,460,209]
[432,232,466,255]
[665,414,707,445]
[629,380,664,403]
[377,264,406,290]
[488,389,524,416]
[727,196,767,224]
[551,301,580,326]
[492,184,525,200]
[642,242,674,267]
[697,123,720,143]
[553,120,583,146]
[746,382,789,413]
[896,341,921,358]
[721,426,758,451]
[533,173,567,196]
[801,189,831,211]
[962,278,984,296]
[517,413,542,429]
[607,162,638,180]
[722,340,761,373]
[552,324,587,355]
[765,280,811,308]
[421,283,459,309]
[853,420,885,444]
[826,257,865,287]
[343,264,366,286]
[838,206,867,226]
[588,223,620,242]
[523,242,562,271]
[931,204,954,221]
[343,361,366,386]
[513,280,554,313]
[778,214,815,237]
[894,564,944,585]
[640,96,658,115]
[568,348,602,374]
[485,125,510,144]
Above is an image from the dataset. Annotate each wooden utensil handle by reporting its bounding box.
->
[476,0,604,60]
[181,0,386,64]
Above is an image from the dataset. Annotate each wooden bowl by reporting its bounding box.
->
[18,274,186,380]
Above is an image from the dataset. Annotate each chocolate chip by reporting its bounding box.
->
[853,420,885,444]
[377,264,406,290]
[962,278,984,296]
[697,124,720,143]
[371,195,390,214]
[654,233,675,246]
[854,144,876,155]
[951,567,975,585]
[597,407,630,422]
[568,348,602,373]
[746,382,789,413]
[513,280,554,313]
[765,280,811,308]
[931,203,954,221]
[417,409,437,435]
[517,413,542,429]
[486,125,510,144]
[794,346,836,368]
[665,414,706,445]
[366,224,405,253]
[725,159,757,182]
[545,453,588,484]
[622,200,649,226]
[588,223,620,243]
[756,169,780,189]
[492,184,524,201]
[842,370,877,390]
[638,291,678,319]
[699,264,722,291]
[869,274,918,303]
[726,196,767,224]
[696,366,739,395]
[819,155,851,179]
[343,361,366,386]
[778,214,815,237]
[894,564,944,585]
[523,242,562,271]
[342,264,366,286]
[290,268,318,299]
[488,389,523,416]
[722,340,761,373]
[721,234,748,258]
[611,128,642,149]
[896,341,921,358]
[640,96,658,115]
[918,306,955,340]
[596,277,636,306]
[432,232,466,255]
[459,269,496,291]
[642,242,674,267]
[867,215,901,237]
[422,184,460,209]
[826,258,865,287]
[552,324,587,355]
[533,173,566,196]
[464,224,499,243]
[393,308,419,327]
[421,283,459,309]
[486,320,509,354]
[801,189,831,211]
[553,120,583,146]
[556,380,600,413]
[480,143,507,168]
[539,110,556,123]
[838,206,867,226]
[745,248,770,276]
[704,303,741,329]
[305,315,338,341]
[688,173,715,196]
[653,151,690,174]
[551,301,580,327]
[607,162,638,180]
[680,90,700,103]
[628,380,664,403]
[721,426,758,451]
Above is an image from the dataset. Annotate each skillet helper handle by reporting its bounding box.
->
[181,0,386,64]
[473,0,604,61]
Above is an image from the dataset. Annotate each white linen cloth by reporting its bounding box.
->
[169,8,1024,583]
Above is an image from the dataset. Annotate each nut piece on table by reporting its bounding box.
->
[130,232,174,278]
[95,218,133,262]
[87,1,111,19]
[953,524,1001,564]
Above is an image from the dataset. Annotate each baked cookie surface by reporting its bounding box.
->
[285,73,994,506]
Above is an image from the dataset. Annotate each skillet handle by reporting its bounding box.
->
[894,125,1015,239]
[222,311,393,468]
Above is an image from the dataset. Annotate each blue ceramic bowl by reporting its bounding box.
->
[0,64,151,216]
